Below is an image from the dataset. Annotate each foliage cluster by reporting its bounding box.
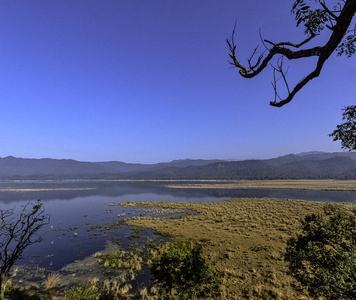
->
[329,105,356,151]
[290,0,356,66]
[147,241,221,300]
[291,0,356,59]
[285,204,356,299]
[292,0,331,34]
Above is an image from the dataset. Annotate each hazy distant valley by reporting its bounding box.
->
[1,151,356,180]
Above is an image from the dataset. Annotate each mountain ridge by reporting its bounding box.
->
[1,151,356,180]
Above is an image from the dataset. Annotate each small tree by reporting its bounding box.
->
[0,200,49,299]
[285,204,356,299]
[148,241,221,299]
[329,105,356,151]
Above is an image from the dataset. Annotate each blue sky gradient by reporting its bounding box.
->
[0,1,355,163]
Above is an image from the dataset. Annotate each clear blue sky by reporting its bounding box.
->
[0,1,354,163]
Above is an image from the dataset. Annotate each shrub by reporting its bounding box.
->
[285,204,356,299]
[64,279,133,300]
[147,241,221,299]
[65,280,99,300]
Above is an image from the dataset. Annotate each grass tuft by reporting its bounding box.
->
[44,272,61,290]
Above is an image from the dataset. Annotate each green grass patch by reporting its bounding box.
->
[154,230,172,237]
[130,226,144,238]
[89,225,102,230]
[95,249,143,272]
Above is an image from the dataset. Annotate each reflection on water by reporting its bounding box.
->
[0,180,356,271]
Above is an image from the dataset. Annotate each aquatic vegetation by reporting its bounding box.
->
[104,222,121,230]
[89,225,102,230]
[8,192,356,299]
[130,226,144,238]
[95,249,143,283]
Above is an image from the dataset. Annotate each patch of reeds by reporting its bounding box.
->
[130,226,144,238]
[44,272,61,290]
[94,248,143,283]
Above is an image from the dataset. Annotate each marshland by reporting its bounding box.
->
[1,179,356,299]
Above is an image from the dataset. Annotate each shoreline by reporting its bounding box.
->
[165,179,356,191]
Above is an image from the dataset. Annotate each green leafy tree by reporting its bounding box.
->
[148,241,221,300]
[0,200,49,299]
[227,0,356,107]
[285,204,356,299]
[329,105,356,150]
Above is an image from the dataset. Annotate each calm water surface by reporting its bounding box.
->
[1,180,356,271]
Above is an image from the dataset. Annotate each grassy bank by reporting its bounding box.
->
[166,179,356,191]
[122,198,355,299]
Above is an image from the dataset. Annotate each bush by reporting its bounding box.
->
[285,204,356,299]
[65,281,99,300]
[147,241,221,299]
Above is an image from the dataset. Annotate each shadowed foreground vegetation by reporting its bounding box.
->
[122,198,356,299]
[3,240,220,300]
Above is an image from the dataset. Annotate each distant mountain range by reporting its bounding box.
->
[1,152,356,180]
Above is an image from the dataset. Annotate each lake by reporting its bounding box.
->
[1,180,356,272]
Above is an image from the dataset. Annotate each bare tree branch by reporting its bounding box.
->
[320,1,340,20]
[267,29,317,48]
[228,0,356,107]
[0,200,49,298]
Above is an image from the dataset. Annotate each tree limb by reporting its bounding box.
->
[228,0,356,107]
[319,1,340,20]
[265,33,316,48]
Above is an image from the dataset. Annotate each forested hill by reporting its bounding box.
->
[1,152,356,180]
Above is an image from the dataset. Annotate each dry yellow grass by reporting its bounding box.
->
[166,179,356,191]
[121,198,355,299]
[44,272,61,290]
[0,188,95,192]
